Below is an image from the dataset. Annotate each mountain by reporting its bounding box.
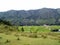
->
[0,8,60,25]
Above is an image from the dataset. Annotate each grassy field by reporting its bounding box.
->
[0,25,60,45]
[18,26,60,32]
[0,32,60,45]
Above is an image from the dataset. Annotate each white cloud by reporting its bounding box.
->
[0,0,60,11]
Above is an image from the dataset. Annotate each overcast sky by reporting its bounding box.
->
[0,0,60,11]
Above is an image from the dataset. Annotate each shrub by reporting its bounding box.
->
[30,30,32,33]
[4,25,8,28]
[21,27,24,32]
[14,34,19,37]
[5,31,11,35]
[41,34,47,39]
[21,33,27,37]
[5,40,10,43]
[17,37,20,40]
[0,37,2,39]
[29,33,38,38]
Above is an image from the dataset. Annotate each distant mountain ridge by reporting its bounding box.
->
[0,8,60,25]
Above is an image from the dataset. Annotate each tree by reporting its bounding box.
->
[21,27,24,32]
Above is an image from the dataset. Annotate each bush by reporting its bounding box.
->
[41,34,47,39]
[21,33,28,37]
[4,25,8,28]
[0,37,2,39]
[14,34,19,37]
[21,27,24,32]
[5,31,11,35]
[29,33,38,38]
[17,37,20,40]
[30,30,32,33]
[5,40,10,43]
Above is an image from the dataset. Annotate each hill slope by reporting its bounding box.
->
[0,8,60,25]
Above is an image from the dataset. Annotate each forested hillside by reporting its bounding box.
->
[0,8,60,25]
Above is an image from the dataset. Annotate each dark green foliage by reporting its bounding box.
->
[33,33,37,38]
[4,25,8,28]
[29,29,38,38]
[0,37,2,39]
[0,8,60,25]
[14,34,19,37]
[5,40,10,43]
[29,33,38,38]
[58,40,60,43]
[17,37,20,40]
[21,27,24,32]
[41,35,47,39]
[0,18,12,26]
[30,30,32,33]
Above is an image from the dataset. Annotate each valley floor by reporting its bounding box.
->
[0,32,60,45]
[0,25,60,45]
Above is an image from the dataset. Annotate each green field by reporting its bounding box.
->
[18,26,60,32]
[0,25,60,45]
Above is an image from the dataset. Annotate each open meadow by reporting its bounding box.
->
[0,25,60,45]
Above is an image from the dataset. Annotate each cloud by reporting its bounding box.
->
[0,0,60,11]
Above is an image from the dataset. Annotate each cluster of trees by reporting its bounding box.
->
[0,8,60,25]
[0,18,12,26]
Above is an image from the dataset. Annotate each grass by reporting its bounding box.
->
[0,25,60,45]
[18,26,50,32]
[0,33,60,45]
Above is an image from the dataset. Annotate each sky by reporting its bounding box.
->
[0,0,60,11]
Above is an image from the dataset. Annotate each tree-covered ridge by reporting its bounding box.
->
[0,8,60,25]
